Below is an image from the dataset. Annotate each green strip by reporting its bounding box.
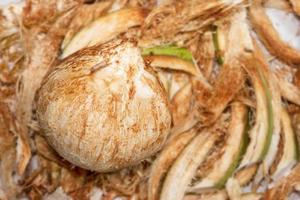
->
[215,109,250,189]
[141,45,194,62]
[257,68,274,160]
[211,25,224,66]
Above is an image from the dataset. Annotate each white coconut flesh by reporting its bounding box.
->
[36,40,171,172]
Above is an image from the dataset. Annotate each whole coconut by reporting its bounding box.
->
[36,39,171,172]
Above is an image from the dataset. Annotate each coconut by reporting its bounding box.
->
[36,39,171,172]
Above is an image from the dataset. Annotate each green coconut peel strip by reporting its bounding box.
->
[142,45,208,79]
[212,25,224,65]
[215,109,250,189]
[253,58,281,185]
[236,65,275,187]
[238,66,273,172]
[142,45,194,62]
[257,68,274,160]
[213,107,249,189]
[188,103,249,191]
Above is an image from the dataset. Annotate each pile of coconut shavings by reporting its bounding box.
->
[1,0,300,199]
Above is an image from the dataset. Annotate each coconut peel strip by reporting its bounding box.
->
[288,0,300,15]
[249,0,300,66]
[265,0,293,12]
[159,131,218,200]
[61,1,113,50]
[225,11,278,185]
[189,102,248,191]
[62,7,147,58]
[275,72,300,106]
[148,128,197,200]
[271,108,298,182]
[250,45,281,185]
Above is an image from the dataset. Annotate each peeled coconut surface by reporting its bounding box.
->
[36,39,171,172]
